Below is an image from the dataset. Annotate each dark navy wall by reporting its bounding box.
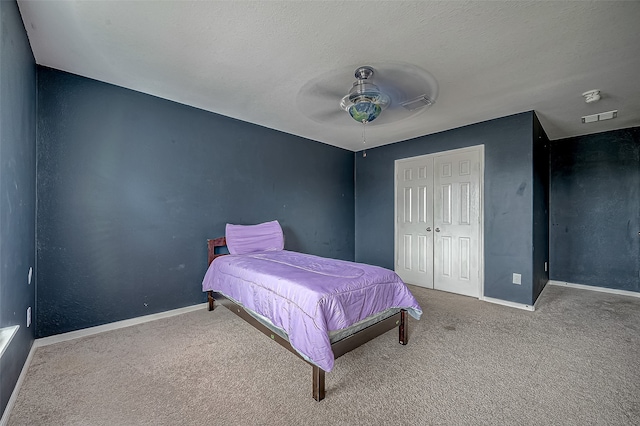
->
[0,0,36,417]
[36,67,355,338]
[532,114,550,302]
[550,127,640,292]
[355,112,535,305]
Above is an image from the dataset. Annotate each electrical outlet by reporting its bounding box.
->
[512,273,521,285]
[544,262,548,272]
[27,307,31,328]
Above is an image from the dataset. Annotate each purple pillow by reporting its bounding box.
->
[225,220,285,255]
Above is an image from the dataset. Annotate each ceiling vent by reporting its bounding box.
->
[401,95,434,111]
[582,110,617,123]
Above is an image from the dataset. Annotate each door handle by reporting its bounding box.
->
[435,228,440,232]
[426,227,431,232]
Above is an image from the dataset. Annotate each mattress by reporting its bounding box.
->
[220,292,401,344]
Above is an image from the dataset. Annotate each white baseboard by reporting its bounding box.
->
[549,280,640,298]
[482,296,535,311]
[0,342,36,426]
[36,302,208,348]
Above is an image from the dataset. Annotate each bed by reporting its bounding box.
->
[202,220,422,401]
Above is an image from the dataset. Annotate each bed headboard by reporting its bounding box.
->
[207,237,227,266]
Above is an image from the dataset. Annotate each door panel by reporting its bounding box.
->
[396,157,433,288]
[433,149,481,297]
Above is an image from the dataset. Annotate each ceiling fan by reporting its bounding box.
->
[297,62,439,126]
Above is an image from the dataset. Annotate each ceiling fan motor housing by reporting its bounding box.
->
[341,66,390,122]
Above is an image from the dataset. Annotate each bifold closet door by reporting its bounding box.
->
[396,147,482,297]
[433,149,481,297]
[395,157,434,289]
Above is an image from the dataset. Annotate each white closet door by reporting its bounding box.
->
[395,146,483,298]
[395,157,434,288]
[433,149,481,297]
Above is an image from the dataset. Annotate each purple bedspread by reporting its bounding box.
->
[202,250,422,371]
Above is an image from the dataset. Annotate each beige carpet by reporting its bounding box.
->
[8,284,640,425]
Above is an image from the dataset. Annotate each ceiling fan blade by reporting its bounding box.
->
[297,76,353,124]
[368,104,425,126]
[297,79,348,125]
[305,108,347,124]
[306,82,347,101]
[370,63,439,106]
[298,78,348,104]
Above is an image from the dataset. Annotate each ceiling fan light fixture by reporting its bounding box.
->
[348,101,382,123]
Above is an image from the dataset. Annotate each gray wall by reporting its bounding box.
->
[36,67,355,338]
[355,112,536,305]
[0,0,37,417]
[532,114,550,301]
[550,127,640,292]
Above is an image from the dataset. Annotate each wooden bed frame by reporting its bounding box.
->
[206,237,408,401]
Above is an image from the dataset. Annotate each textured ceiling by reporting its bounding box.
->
[17,1,640,151]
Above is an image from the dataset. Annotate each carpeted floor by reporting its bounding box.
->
[7,284,640,425]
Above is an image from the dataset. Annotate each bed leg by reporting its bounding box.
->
[208,291,215,311]
[399,309,408,345]
[312,366,325,401]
